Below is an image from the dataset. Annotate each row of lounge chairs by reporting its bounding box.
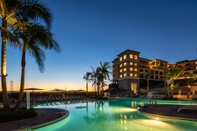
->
[30,95,85,103]
[138,95,163,99]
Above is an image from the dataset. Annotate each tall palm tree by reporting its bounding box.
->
[0,0,53,111]
[146,72,152,92]
[90,62,111,97]
[14,24,60,110]
[187,70,197,86]
[162,66,183,97]
[0,0,52,111]
[83,72,92,96]
[99,61,111,95]
[0,0,20,111]
[90,66,102,96]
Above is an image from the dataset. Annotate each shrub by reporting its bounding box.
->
[192,98,197,100]
[0,108,37,123]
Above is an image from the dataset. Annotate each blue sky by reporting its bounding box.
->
[3,0,197,91]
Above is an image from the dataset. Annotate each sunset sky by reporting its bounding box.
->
[2,0,197,92]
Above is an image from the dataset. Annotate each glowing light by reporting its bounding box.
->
[132,119,173,129]
[124,120,127,124]
[155,117,159,120]
[113,107,137,113]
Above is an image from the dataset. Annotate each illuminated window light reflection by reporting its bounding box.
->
[113,107,137,113]
[155,117,159,120]
[133,119,171,128]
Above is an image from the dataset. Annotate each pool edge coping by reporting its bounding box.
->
[14,108,69,131]
[138,109,197,122]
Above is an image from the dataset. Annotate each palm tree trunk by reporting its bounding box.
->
[166,80,171,97]
[15,49,26,110]
[101,81,104,97]
[165,81,168,96]
[86,81,88,96]
[97,84,100,96]
[102,86,104,96]
[147,79,149,92]
[94,83,97,96]
[171,80,174,98]
[171,88,174,98]
[1,20,10,111]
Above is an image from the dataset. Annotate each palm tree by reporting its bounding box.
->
[99,62,111,96]
[145,72,152,92]
[14,24,60,110]
[89,62,111,97]
[90,67,102,96]
[83,72,92,96]
[187,70,197,86]
[0,0,53,111]
[162,66,183,97]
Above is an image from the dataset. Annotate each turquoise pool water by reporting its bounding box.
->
[34,98,197,131]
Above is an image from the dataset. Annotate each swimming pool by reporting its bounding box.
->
[34,98,197,131]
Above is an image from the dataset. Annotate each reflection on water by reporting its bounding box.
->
[34,98,197,131]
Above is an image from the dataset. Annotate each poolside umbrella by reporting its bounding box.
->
[51,89,65,92]
[24,87,44,92]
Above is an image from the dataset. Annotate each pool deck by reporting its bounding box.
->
[1,99,197,130]
[0,108,69,131]
[138,104,197,121]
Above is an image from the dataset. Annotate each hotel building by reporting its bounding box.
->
[112,49,197,94]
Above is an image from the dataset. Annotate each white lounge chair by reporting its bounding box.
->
[177,105,197,112]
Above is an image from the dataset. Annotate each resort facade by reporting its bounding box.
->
[112,49,197,95]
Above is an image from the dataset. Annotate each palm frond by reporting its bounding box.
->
[16,1,52,28]
[0,0,6,17]
[28,45,45,72]
[0,26,21,47]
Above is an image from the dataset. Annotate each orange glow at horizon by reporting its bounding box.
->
[0,82,108,92]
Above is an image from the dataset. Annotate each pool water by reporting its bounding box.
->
[33,98,197,131]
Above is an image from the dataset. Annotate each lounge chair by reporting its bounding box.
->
[177,105,197,113]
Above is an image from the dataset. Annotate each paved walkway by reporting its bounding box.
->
[138,104,197,121]
[0,108,69,131]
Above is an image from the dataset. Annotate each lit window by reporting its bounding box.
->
[130,68,133,71]
[134,68,137,71]
[130,73,133,77]
[130,54,133,59]
[120,69,122,73]
[120,74,122,78]
[196,61,197,64]
[120,57,122,61]
[123,55,126,59]
[134,63,137,66]
[130,62,133,65]
[124,68,126,71]
[124,73,127,77]
[120,64,122,67]
[196,66,197,69]
[134,74,137,77]
[124,62,127,66]
[134,55,138,60]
